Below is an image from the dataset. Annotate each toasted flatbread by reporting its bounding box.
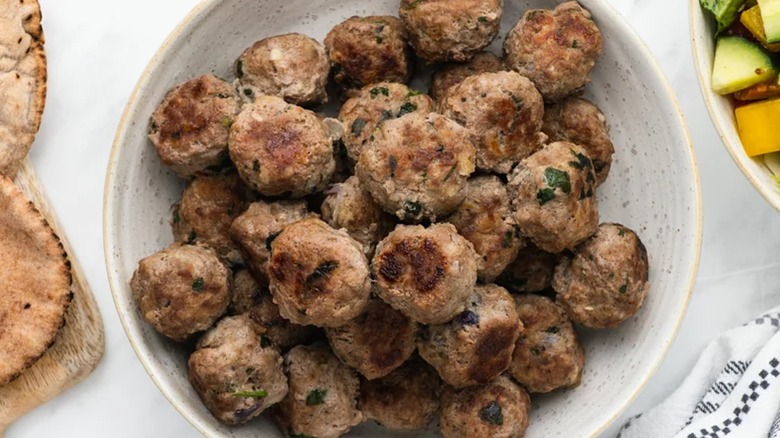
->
[0,0,46,178]
[0,175,71,386]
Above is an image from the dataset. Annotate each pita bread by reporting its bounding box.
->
[0,0,46,178]
[0,175,71,386]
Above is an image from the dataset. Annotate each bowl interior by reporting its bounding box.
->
[105,0,701,436]
[689,0,780,211]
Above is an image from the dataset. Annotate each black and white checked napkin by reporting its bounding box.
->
[619,309,780,438]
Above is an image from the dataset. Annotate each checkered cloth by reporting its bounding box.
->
[619,309,780,438]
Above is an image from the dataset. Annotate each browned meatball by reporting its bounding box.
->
[430,51,504,101]
[356,112,477,222]
[325,16,413,96]
[276,345,363,438]
[269,218,371,328]
[229,269,318,351]
[504,1,603,102]
[509,294,585,393]
[321,175,396,257]
[188,315,287,424]
[553,223,650,329]
[447,176,524,282]
[172,172,248,265]
[148,75,241,178]
[229,96,336,197]
[498,244,558,294]
[439,376,531,438]
[339,82,434,164]
[235,33,329,107]
[130,243,231,342]
[542,97,614,185]
[399,0,503,62]
[229,199,314,285]
[359,359,442,431]
[326,299,418,380]
[373,224,479,324]
[418,284,521,387]
[439,71,546,173]
[507,141,599,254]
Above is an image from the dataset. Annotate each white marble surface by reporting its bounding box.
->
[8,0,780,436]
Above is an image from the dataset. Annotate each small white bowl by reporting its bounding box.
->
[690,0,780,211]
[104,0,702,436]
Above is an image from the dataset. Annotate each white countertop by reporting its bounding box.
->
[9,0,780,436]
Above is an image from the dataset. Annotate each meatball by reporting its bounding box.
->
[356,112,477,222]
[504,1,603,102]
[430,51,504,101]
[439,375,531,438]
[148,74,241,178]
[339,82,435,163]
[507,141,599,254]
[418,284,521,387]
[439,71,546,173]
[447,176,524,282]
[399,0,503,62]
[321,176,396,257]
[230,199,314,285]
[229,269,318,351]
[542,97,614,185]
[498,244,557,294]
[276,345,363,438]
[235,33,329,107]
[553,223,650,328]
[188,315,287,424]
[228,96,336,197]
[325,16,413,96]
[373,224,479,324]
[172,172,248,265]
[326,299,418,380]
[509,294,585,393]
[359,359,442,431]
[268,218,371,328]
[130,243,231,342]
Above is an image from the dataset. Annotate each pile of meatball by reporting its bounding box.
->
[131,1,650,437]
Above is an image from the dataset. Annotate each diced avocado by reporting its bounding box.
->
[701,0,748,34]
[741,6,780,52]
[759,0,780,42]
[712,36,778,94]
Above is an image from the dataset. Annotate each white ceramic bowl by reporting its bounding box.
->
[105,0,702,436]
[690,0,780,211]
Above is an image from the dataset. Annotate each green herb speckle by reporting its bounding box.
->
[545,326,560,334]
[537,188,556,205]
[370,86,389,98]
[397,102,417,117]
[232,389,268,398]
[404,200,423,217]
[192,277,205,292]
[544,167,571,194]
[306,388,327,406]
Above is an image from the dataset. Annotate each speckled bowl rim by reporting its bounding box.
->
[104,0,703,436]
[689,0,780,213]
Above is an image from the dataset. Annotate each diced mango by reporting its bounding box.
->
[735,98,780,156]
[741,6,780,52]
